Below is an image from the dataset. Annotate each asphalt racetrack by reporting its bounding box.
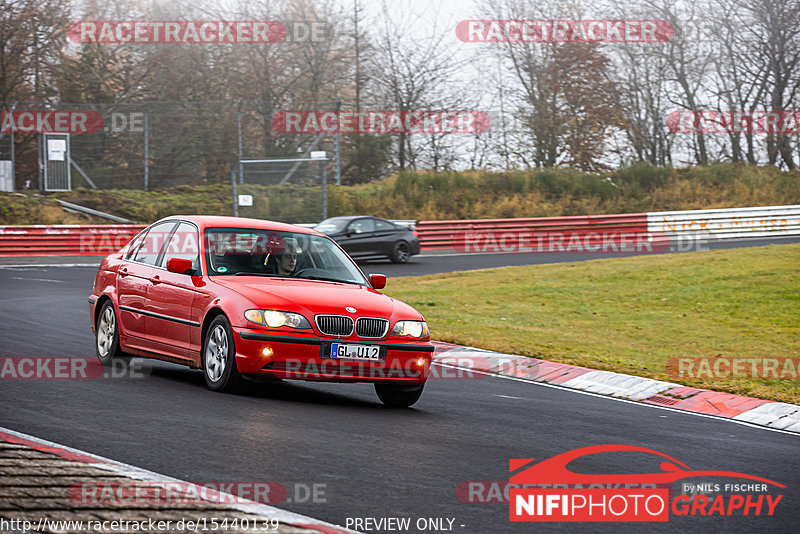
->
[1,239,798,533]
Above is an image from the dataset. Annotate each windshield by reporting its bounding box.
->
[204,228,368,286]
[315,218,350,234]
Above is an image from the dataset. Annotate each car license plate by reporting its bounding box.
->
[330,343,383,361]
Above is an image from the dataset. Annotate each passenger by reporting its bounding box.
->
[265,240,298,276]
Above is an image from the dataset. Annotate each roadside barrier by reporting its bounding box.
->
[416,213,649,252]
[0,225,145,257]
[647,205,800,240]
[0,205,798,256]
[418,204,800,253]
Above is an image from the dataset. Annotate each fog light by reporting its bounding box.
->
[262,347,273,358]
[417,357,426,367]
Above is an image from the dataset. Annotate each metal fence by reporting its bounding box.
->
[64,101,238,190]
[1,101,340,193]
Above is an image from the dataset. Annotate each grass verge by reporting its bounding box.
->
[386,244,800,404]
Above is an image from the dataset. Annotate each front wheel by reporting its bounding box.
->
[375,382,425,407]
[390,241,410,263]
[203,315,245,392]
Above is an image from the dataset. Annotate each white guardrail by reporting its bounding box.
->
[647,205,800,240]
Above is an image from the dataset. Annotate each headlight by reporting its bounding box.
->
[245,309,311,329]
[391,320,429,338]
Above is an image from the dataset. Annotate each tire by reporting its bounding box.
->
[95,301,130,367]
[375,382,425,407]
[390,241,411,263]
[203,315,245,392]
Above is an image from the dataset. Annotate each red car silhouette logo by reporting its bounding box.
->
[510,444,785,487]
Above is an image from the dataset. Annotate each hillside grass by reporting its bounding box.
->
[386,244,800,404]
[1,163,798,225]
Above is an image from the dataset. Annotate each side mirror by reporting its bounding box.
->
[166,257,194,275]
[369,273,387,290]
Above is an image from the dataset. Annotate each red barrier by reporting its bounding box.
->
[417,213,649,251]
[0,213,649,257]
[0,225,145,257]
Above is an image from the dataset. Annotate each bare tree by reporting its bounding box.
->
[743,0,800,169]
[707,0,769,163]
[608,0,674,166]
[370,0,463,170]
[221,0,354,157]
[638,0,716,165]
[0,0,69,105]
[477,0,567,168]
[546,43,626,171]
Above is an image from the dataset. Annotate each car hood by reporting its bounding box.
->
[212,277,422,321]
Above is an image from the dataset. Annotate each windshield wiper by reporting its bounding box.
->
[233,271,277,277]
[297,274,363,286]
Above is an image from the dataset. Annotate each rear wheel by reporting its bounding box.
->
[95,302,130,367]
[203,315,245,392]
[375,382,425,407]
[390,241,410,263]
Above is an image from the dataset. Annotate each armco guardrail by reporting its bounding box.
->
[418,205,800,253]
[55,200,133,223]
[417,213,650,252]
[648,205,800,240]
[0,225,145,257]
[0,205,798,257]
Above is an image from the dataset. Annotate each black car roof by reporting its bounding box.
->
[325,215,387,221]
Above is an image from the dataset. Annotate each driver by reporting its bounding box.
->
[265,239,298,276]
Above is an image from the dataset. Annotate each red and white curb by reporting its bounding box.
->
[431,342,800,434]
[0,426,358,534]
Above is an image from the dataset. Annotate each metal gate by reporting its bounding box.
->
[0,161,12,192]
[42,133,71,191]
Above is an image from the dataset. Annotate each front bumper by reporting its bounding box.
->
[233,328,434,384]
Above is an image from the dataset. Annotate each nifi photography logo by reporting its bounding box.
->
[508,445,784,522]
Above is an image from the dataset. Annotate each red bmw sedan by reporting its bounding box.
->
[89,216,433,407]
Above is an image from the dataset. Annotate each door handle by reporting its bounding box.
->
[149,275,161,285]
[119,267,128,277]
